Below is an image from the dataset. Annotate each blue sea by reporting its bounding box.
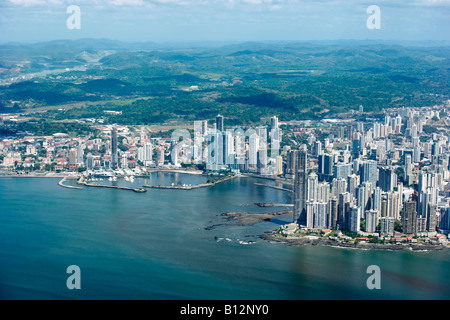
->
[0,174,449,300]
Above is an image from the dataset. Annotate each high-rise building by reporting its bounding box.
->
[313,141,322,156]
[293,150,308,224]
[285,150,297,179]
[202,120,208,135]
[380,217,395,236]
[334,163,352,180]
[379,166,397,192]
[347,174,360,198]
[318,154,333,182]
[143,142,153,166]
[76,143,84,165]
[328,197,339,229]
[361,160,378,189]
[356,185,367,213]
[439,207,450,233]
[427,204,437,233]
[386,191,401,220]
[222,131,234,166]
[372,187,382,212]
[413,146,421,163]
[317,182,330,203]
[248,133,260,168]
[365,210,379,233]
[338,192,352,230]
[216,115,224,132]
[68,148,77,166]
[315,202,328,230]
[306,201,315,228]
[157,148,164,166]
[270,116,279,130]
[307,172,318,202]
[86,153,94,170]
[402,200,417,235]
[348,206,361,233]
[332,178,347,198]
[111,128,118,169]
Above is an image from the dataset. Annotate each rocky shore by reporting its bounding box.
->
[260,231,448,251]
[204,210,292,230]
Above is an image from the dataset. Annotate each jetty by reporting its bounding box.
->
[255,202,294,207]
[77,178,146,193]
[58,176,83,190]
[144,173,237,190]
[143,183,212,190]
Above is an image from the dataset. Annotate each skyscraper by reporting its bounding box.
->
[270,116,279,130]
[216,114,224,132]
[76,143,84,165]
[334,163,352,180]
[143,142,153,166]
[285,150,297,179]
[402,200,417,235]
[318,154,333,182]
[307,172,318,202]
[379,166,397,192]
[365,210,379,233]
[111,128,118,169]
[361,160,378,189]
[68,148,77,167]
[293,150,308,224]
[348,206,361,233]
[328,197,339,229]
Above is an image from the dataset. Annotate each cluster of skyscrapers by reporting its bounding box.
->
[288,105,450,237]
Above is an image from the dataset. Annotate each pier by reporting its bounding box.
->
[143,174,237,190]
[143,183,212,190]
[77,178,147,193]
[58,176,83,190]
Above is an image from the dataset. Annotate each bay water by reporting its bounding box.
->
[0,174,449,299]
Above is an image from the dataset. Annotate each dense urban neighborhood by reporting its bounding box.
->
[1,102,450,248]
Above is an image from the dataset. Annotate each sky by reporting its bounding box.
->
[0,0,449,43]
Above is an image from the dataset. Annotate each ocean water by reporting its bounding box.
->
[0,174,449,300]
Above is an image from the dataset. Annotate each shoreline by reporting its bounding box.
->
[0,168,205,179]
[260,231,449,252]
[0,171,70,178]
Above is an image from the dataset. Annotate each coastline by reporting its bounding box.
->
[260,231,449,252]
[0,171,70,178]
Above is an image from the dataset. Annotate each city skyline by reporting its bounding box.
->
[2,104,450,240]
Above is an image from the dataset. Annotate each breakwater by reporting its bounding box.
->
[77,178,147,193]
[58,176,83,190]
[144,174,237,190]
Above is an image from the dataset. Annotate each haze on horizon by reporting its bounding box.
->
[0,0,449,44]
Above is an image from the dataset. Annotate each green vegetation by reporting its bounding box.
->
[0,121,93,137]
[1,40,449,129]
